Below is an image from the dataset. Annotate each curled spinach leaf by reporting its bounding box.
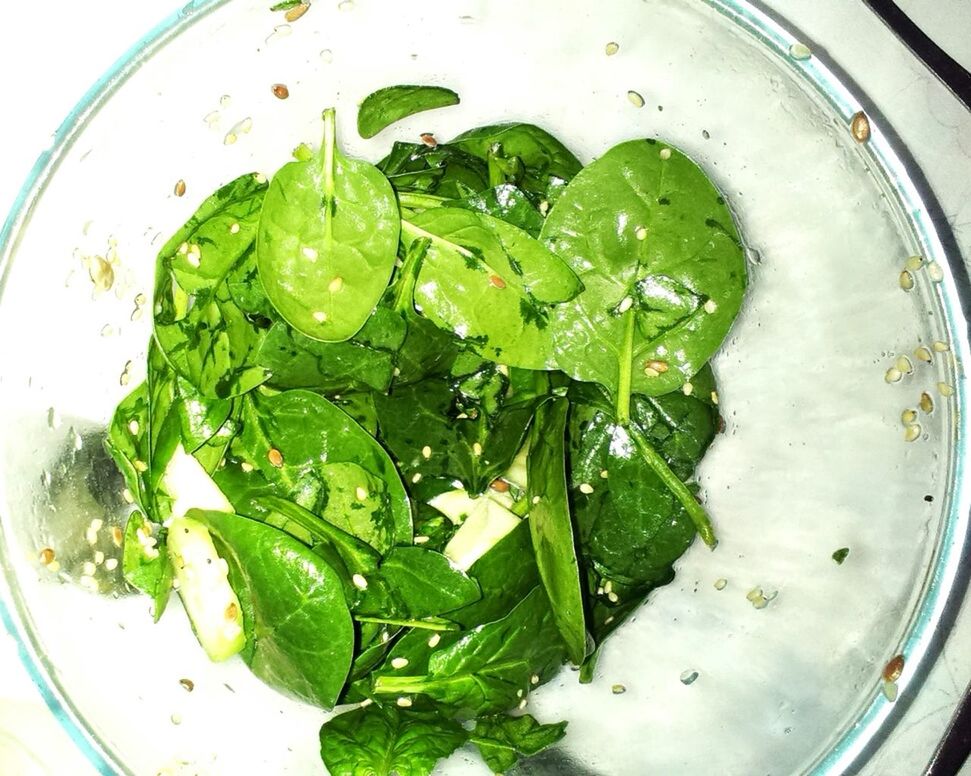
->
[471,713,568,774]
[257,108,399,342]
[357,84,460,139]
[378,141,488,198]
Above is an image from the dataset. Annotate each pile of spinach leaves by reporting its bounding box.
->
[105,84,745,776]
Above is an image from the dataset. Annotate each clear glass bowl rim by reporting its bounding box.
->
[0,1,968,774]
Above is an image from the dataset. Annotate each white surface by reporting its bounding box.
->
[0,1,969,775]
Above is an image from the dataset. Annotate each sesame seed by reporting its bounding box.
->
[396,697,412,708]
[895,355,914,374]
[882,680,899,702]
[173,179,186,198]
[643,367,659,378]
[714,578,727,590]
[659,148,672,160]
[604,580,613,594]
[850,110,871,142]
[899,270,914,291]
[254,172,268,184]
[914,346,932,363]
[301,246,318,261]
[518,698,528,710]
[645,359,669,374]
[531,495,541,505]
[919,392,934,414]
[381,631,390,643]
[411,472,422,484]
[284,2,309,22]
[170,713,182,725]
[680,669,699,686]
[904,423,921,442]
[605,42,620,55]
[710,391,719,405]
[223,131,238,146]
[128,419,140,435]
[938,382,955,397]
[229,222,241,234]
[83,562,96,576]
[79,575,99,593]
[94,551,105,565]
[413,535,430,545]
[204,110,221,126]
[634,226,648,241]
[604,615,614,625]
[617,296,633,314]
[421,445,432,459]
[85,527,98,546]
[352,574,368,590]
[186,244,202,267]
[488,274,506,289]
[391,657,409,669]
[267,448,284,467]
[472,442,483,456]
[312,311,327,322]
[901,409,917,425]
[516,688,524,698]
[240,461,254,473]
[627,90,645,108]
[607,591,619,603]
[225,602,239,621]
[328,276,344,293]
[428,633,441,648]
[884,367,902,384]
[704,299,718,314]
[355,486,368,501]
[179,678,195,692]
[788,42,811,60]
[530,674,540,685]
[490,478,510,493]
[579,483,594,494]
[111,526,123,546]
[928,262,944,282]
[612,683,626,694]
[419,133,437,147]
[39,548,55,566]
[905,255,924,271]
[932,340,949,352]
[105,558,119,571]
[272,83,290,99]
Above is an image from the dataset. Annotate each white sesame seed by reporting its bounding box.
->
[788,42,812,60]
[94,551,105,565]
[932,340,949,353]
[411,472,423,484]
[381,630,390,643]
[710,391,719,405]
[579,483,594,494]
[516,688,524,698]
[186,244,202,267]
[328,276,344,293]
[531,495,541,505]
[604,580,613,594]
[884,367,902,384]
[604,616,615,625]
[428,633,441,648]
[605,42,619,56]
[312,311,327,322]
[254,173,268,184]
[128,419,140,435]
[85,527,98,546]
[617,296,633,314]
[122,488,134,504]
[682,382,694,396]
[391,657,409,669]
[643,366,660,378]
[414,535,430,545]
[938,382,955,397]
[421,445,432,459]
[919,392,934,414]
[905,255,923,271]
[518,698,528,709]
[914,346,932,363]
[899,270,914,291]
[301,246,318,261]
[105,558,119,571]
[178,242,189,255]
[82,561,97,577]
[396,697,412,708]
[883,680,899,702]
[352,574,368,590]
[229,222,241,234]
[714,578,727,590]
[627,90,645,107]
[472,442,483,456]
[607,591,620,603]
[530,674,540,685]
[355,486,368,501]
[204,110,221,126]
[170,713,182,725]
[600,469,609,479]
[223,131,238,146]
[928,262,944,282]
[659,148,672,160]
[634,226,648,241]
[612,683,627,694]
[895,355,914,375]
[91,518,104,532]
[703,299,717,314]
[901,409,917,425]
[79,575,99,593]
[904,424,921,442]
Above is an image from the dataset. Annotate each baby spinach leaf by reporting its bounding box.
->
[357,84,460,139]
[528,397,587,665]
[319,703,468,776]
[195,509,354,708]
[332,392,380,436]
[378,141,488,198]
[257,108,399,342]
[541,139,746,404]
[105,382,152,513]
[223,390,411,552]
[449,123,582,205]
[453,183,547,237]
[121,511,172,622]
[401,208,581,369]
[471,713,568,773]
[257,305,407,393]
[153,172,269,398]
[372,587,566,716]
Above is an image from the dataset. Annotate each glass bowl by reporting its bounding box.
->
[0,1,968,774]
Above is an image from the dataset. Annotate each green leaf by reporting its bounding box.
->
[257,108,399,342]
[401,208,581,369]
[449,123,582,205]
[219,390,411,552]
[472,713,568,773]
[195,509,354,708]
[319,703,468,776]
[121,512,172,621]
[372,587,566,716]
[357,84,460,139]
[379,142,488,199]
[153,173,270,398]
[258,306,407,393]
[541,139,746,403]
[528,398,587,665]
[269,0,301,10]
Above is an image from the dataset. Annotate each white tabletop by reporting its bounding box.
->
[0,1,969,774]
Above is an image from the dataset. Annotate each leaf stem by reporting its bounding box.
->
[355,616,459,632]
[397,191,448,211]
[391,238,430,314]
[626,422,717,548]
[321,108,337,241]
[615,308,636,425]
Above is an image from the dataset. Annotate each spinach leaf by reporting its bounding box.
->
[319,703,468,776]
[257,305,406,393]
[401,208,581,369]
[195,509,354,708]
[453,183,547,238]
[332,392,380,436]
[528,397,587,665]
[257,108,399,342]
[378,141,488,199]
[230,390,411,551]
[357,84,460,139]
[541,139,746,403]
[471,713,568,773]
[449,123,582,205]
[104,382,152,513]
[121,511,172,621]
[153,173,269,398]
[372,587,566,716]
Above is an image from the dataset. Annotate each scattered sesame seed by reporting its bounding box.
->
[312,311,328,322]
[899,270,914,291]
[489,274,507,289]
[413,535,430,545]
[396,697,412,708]
[223,131,238,146]
[267,448,284,467]
[94,551,105,565]
[85,527,98,546]
[645,359,669,375]
[170,713,182,725]
[604,580,613,594]
[938,382,955,397]
[538,200,550,216]
[421,445,432,459]
[932,340,949,352]
[600,469,609,479]
[411,472,422,484]
[112,526,123,547]
[105,558,119,571]
[87,256,115,292]
[579,482,594,494]
[605,42,620,56]
[919,392,934,414]
[531,495,541,505]
[604,615,614,625]
[927,262,944,282]
[490,478,510,493]
[391,657,409,669]
[284,2,309,22]
[530,674,540,685]
[905,255,923,271]
[353,486,368,502]
[419,133,437,147]
[634,226,648,241]
[710,391,719,405]
[901,409,917,425]
[225,602,239,621]
[186,244,202,267]
[381,631,390,643]
[680,669,699,686]
[704,299,718,314]
[714,578,727,590]
[612,683,626,694]
[174,179,186,197]
[607,591,619,603]
[352,574,368,590]
[516,688,524,698]
[178,242,189,255]
[128,419,140,436]
[220,94,232,108]
[269,83,291,102]
[617,296,634,314]
[204,110,221,126]
[914,346,932,363]
[328,276,344,293]
[904,423,921,442]
[659,148,672,161]
[883,654,905,682]
[79,575,99,593]
[428,633,441,648]
[895,355,914,374]
[627,90,645,108]
[472,442,483,456]
[255,172,268,184]
[850,110,871,143]
[301,246,318,261]
[788,42,812,60]
[179,678,195,692]
[240,461,254,473]
[884,367,902,384]
[882,680,898,702]
[39,548,55,566]
[518,698,528,710]
[643,366,659,378]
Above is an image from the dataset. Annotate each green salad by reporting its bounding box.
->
[105,83,746,775]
